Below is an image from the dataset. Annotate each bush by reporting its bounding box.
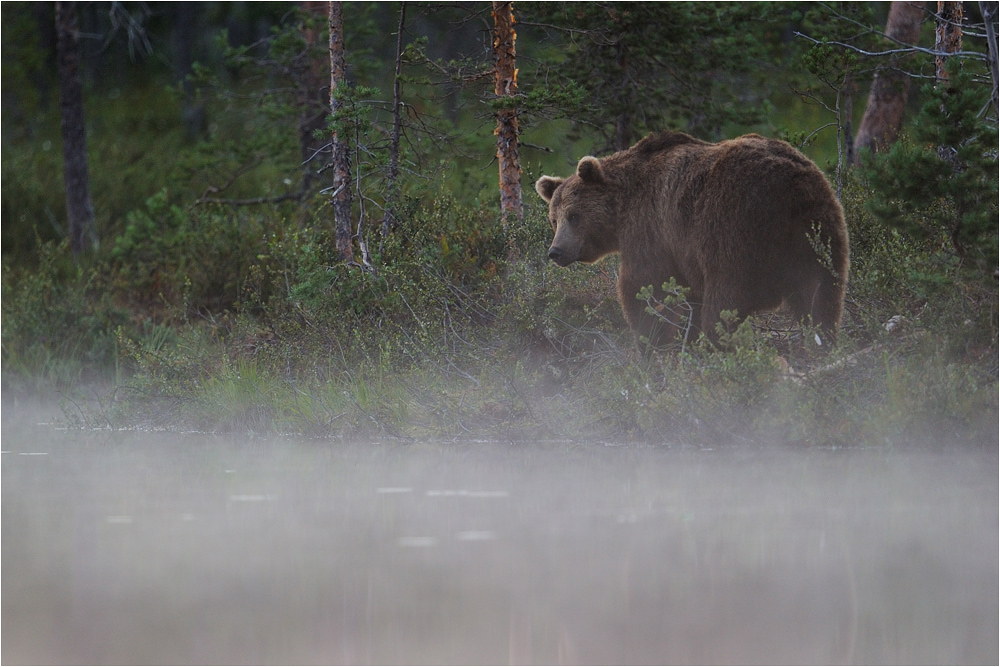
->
[110,190,281,316]
[860,67,998,279]
[1,240,128,391]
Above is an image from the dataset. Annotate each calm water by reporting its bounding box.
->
[3,399,997,665]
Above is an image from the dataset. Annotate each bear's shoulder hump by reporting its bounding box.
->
[633,131,706,157]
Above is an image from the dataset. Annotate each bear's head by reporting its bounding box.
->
[535,156,619,267]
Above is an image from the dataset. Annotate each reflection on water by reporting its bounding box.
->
[3,400,997,664]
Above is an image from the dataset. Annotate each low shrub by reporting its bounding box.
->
[3,159,995,448]
[1,240,128,392]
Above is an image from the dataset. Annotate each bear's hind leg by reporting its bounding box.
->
[699,285,755,343]
[787,276,844,346]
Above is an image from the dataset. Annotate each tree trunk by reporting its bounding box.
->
[56,1,96,256]
[299,1,327,190]
[842,73,855,167]
[329,0,353,263]
[934,2,967,257]
[492,1,522,229]
[614,43,632,152]
[854,1,924,162]
[383,3,406,240]
[978,0,998,113]
[935,1,964,83]
[174,2,205,140]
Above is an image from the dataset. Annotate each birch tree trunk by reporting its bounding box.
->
[56,1,96,256]
[492,1,522,229]
[329,0,353,263]
[854,1,924,162]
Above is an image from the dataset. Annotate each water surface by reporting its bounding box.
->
[3,400,997,664]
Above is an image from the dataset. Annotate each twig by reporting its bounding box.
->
[195,190,307,207]
[302,142,332,166]
[794,31,989,62]
[521,141,554,153]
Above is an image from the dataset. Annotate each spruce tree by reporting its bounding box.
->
[862,65,998,277]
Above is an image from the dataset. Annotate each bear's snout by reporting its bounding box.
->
[548,246,572,266]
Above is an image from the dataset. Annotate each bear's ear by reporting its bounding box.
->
[535,176,563,202]
[576,156,605,184]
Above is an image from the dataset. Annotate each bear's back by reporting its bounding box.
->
[625,131,819,178]
[632,131,708,157]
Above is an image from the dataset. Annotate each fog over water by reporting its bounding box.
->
[3,399,997,664]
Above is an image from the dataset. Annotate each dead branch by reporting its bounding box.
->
[194,190,308,207]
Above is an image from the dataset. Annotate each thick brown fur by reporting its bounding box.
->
[535,131,850,347]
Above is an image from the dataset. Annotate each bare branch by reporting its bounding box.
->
[794,31,989,62]
[302,142,332,166]
[521,142,554,153]
[194,191,307,207]
[195,158,263,201]
[799,122,840,149]
[792,86,839,114]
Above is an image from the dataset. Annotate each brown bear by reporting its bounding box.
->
[535,131,850,347]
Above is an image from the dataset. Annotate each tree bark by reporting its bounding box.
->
[174,2,205,140]
[299,1,327,190]
[842,73,855,167]
[978,0,998,112]
[329,0,353,263]
[935,1,964,84]
[56,1,96,255]
[934,2,967,257]
[854,1,924,162]
[614,43,632,152]
[492,1,522,229]
[383,3,406,239]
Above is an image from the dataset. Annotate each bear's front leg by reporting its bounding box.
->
[619,275,692,349]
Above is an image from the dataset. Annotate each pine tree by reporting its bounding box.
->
[55,1,97,255]
[493,1,522,229]
[862,65,998,276]
[328,0,353,263]
[526,3,776,151]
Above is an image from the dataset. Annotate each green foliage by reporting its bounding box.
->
[1,241,127,390]
[837,172,997,357]
[801,41,860,88]
[2,84,188,265]
[798,3,878,87]
[1,133,65,261]
[182,21,312,198]
[110,189,280,315]
[524,2,784,148]
[861,67,999,277]
[1,4,51,127]
[839,177,925,323]
[637,278,695,349]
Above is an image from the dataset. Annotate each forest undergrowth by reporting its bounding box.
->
[4,178,997,448]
